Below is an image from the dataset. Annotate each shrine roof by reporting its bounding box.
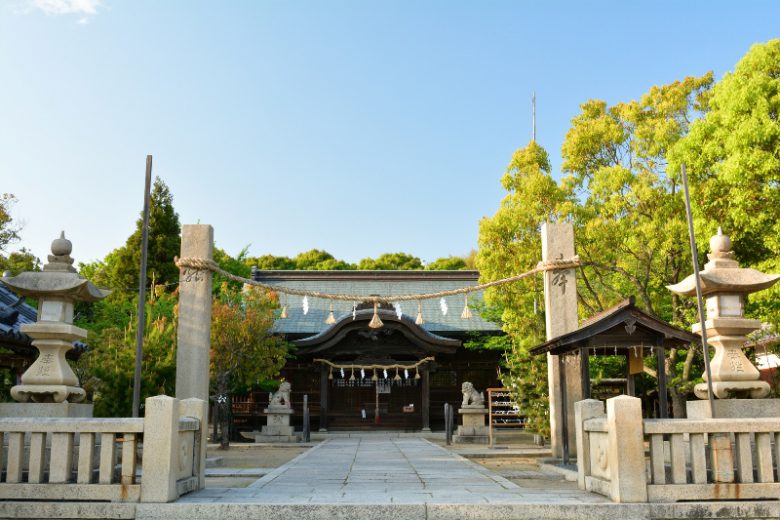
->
[251,270,503,336]
[0,284,36,348]
[530,296,700,356]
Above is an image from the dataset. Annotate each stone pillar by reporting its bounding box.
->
[605,395,647,503]
[454,406,488,444]
[175,225,214,402]
[542,222,580,458]
[574,399,605,489]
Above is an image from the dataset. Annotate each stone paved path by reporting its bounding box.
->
[178,437,608,504]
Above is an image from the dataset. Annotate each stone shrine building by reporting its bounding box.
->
[233,270,504,433]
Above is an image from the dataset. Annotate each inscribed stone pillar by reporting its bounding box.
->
[541,222,581,458]
[175,225,214,402]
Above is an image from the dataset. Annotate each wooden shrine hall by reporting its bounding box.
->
[530,296,699,461]
[238,270,504,433]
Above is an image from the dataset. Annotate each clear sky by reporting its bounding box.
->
[1,1,778,266]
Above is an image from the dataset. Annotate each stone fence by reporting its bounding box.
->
[575,396,780,503]
[0,395,206,503]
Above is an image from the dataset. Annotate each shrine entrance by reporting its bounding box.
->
[293,303,460,431]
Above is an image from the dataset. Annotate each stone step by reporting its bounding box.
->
[205,457,223,468]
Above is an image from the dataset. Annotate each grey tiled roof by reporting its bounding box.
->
[0,284,35,346]
[252,271,503,336]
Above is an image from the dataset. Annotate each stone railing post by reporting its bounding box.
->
[180,397,208,490]
[140,395,179,503]
[606,395,647,503]
[575,399,605,489]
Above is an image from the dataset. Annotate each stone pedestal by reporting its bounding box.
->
[0,402,93,418]
[686,398,780,419]
[251,407,299,443]
[454,406,488,444]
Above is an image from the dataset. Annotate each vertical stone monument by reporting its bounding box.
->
[0,232,109,417]
[668,228,780,417]
[542,222,581,458]
[454,381,488,444]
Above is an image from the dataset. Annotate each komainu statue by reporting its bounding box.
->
[461,381,484,407]
[269,381,292,408]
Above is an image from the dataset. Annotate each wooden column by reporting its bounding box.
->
[559,354,570,464]
[625,351,636,397]
[421,367,430,431]
[319,364,329,431]
[655,341,668,419]
[580,346,590,399]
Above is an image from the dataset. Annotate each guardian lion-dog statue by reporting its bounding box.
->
[461,381,484,407]
[269,381,292,408]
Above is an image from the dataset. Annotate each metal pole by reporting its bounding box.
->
[132,155,153,418]
[303,394,310,443]
[681,163,716,419]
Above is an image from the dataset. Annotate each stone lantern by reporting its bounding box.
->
[0,232,109,405]
[668,228,779,401]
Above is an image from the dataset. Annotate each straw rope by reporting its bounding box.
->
[174,255,579,304]
[313,357,435,371]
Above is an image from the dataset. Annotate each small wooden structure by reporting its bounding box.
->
[487,387,523,447]
[530,296,699,462]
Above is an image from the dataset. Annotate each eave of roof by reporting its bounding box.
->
[530,296,699,356]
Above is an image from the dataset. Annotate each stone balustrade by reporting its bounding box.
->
[575,396,780,503]
[0,395,206,503]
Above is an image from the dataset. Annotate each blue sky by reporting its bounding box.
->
[1,1,779,266]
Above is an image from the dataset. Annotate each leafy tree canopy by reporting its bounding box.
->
[0,194,20,252]
[357,252,423,270]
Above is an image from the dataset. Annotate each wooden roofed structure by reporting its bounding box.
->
[530,296,699,462]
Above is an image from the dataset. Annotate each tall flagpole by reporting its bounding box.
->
[532,92,536,143]
[681,163,716,418]
[132,155,152,418]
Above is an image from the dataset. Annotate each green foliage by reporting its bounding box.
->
[83,178,181,296]
[426,256,468,270]
[293,249,353,270]
[77,290,178,417]
[357,252,422,270]
[670,39,780,266]
[0,194,20,252]
[0,248,40,275]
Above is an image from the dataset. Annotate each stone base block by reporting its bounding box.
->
[0,402,93,418]
[694,380,770,400]
[262,424,294,436]
[686,398,780,419]
[453,434,488,444]
[456,425,488,437]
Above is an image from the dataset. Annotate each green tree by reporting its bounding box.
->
[426,256,468,270]
[0,194,20,252]
[210,284,288,448]
[0,248,40,275]
[92,178,181,295]
[476,140,566,437]
[247,254,296,271]
[77,290,178,417]
[671,39,780,266]
[357,252,422,270]
[293,249,353,270]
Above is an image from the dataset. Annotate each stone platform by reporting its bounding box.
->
[2,437,779,519]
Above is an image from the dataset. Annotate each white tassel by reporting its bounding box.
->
[440,297,448,316]
[461,295,472,319]
[394,302,403,320]
[415,301,424,325]
[302,296,309,315]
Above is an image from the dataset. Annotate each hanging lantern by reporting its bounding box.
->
[325,302,337,325]
[415,301,424,325]
[368,302,384,329]
[461,294,472,319]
